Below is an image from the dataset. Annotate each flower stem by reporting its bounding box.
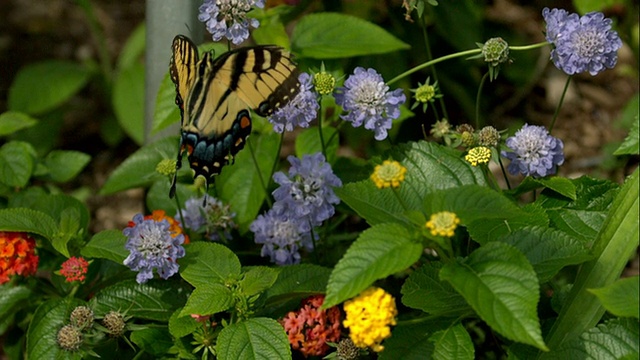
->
[247,138,272,208]
[420,17,449,120]
[74,0,112,87]
[497,155,511,190]
[317,98,326,158]
[475,72,490,129]
[549,75,572,134]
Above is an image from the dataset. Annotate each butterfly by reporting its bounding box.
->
[168,35,300,197]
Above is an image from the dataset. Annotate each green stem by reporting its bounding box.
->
[475,72,490,129]
[497,155,511,190]
[420,17,449,120]
[317,98,326,158]
[548,75,572,134]
[268,132,285,190]
[74,0,112,86]
[247,138,272,208]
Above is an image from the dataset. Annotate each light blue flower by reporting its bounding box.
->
[272,153,342,232]
[543,7,622,75]
[250,209,313,266]
[176,195,236,241]
[268,73,319,133]
[334,67,406,140]
[123,214,185,284]
[501,124,564,177]
[198,0,264,45]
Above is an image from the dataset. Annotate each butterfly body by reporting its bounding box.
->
[169,35,300,196]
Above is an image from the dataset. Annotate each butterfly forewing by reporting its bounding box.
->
[169,35,301,198]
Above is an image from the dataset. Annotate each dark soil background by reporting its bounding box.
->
[0,0,638,277]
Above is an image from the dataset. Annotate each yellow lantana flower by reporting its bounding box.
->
[370,160,407,189]
[343,287,397,352]
[465,146,492,166]
[425,211,461,237]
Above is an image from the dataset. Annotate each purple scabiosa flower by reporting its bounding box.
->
[501,124,564,177]
[334,67,406,141]
[123,213,186,284]
[272,153,342,232]
[250,209,313,265]
[198,0,264,45]
[268,73,319,133]
[543,8,622,76]
[176,194,236,241]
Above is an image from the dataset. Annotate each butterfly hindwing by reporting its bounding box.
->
[169,35,300,197]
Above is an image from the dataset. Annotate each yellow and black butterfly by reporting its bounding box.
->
[168,35,300,197]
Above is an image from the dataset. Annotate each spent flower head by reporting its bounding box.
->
[57,324,83,351]
[70,306,94,331]
[272,153,342,231]
[478,126,501,147]
[343,287,397,352]
[334,67,406,141]
[430,119,451,139]
[543,8,622,75]
[0,231,39,285]
[425,211,461,237]
[198,0,264,45]
[501,124,564,177]
[268,73,319,133]
[371,160,407,189]
[123,211,186,284]
[465,146,492,166]
[250,208,313,265]
[280,295,341,357]
[478,37,510,80]
[336,337,362,360]
[59,256,89,283]
[102,311,126,337]
[176,194,236,241]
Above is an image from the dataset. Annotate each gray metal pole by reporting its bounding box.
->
[144,0,203,144]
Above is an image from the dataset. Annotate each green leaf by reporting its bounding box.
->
[546,209,608,243]
[81,229,128,263]
[216,317,291,360]
[130,328,173,356]
[0,208,58,240]
[218,132,280,233]
[26,297,84,360]
[100,136,178,194]
[440,242,547,350]
[117,23,145,70]
[0,285,32,326]
[291,12,410,59]
[240,266,279,297]
[112,62,144,145]
[8,61,91,115]
[430,323,475,360]
[180,242,242,287]
[336,141,486,226]
[169,308,199,339]
[588,276,639,319]
[153,72,181,134]
[0,111,38,136]
[541,318,639,359]
[295,126,339,164]
[90,279,190,321]
[180,283,233,317]
[380,323,437,360]
[0,141,36,187]
[614,115,639,155]
[498,226,593,282]
[265,264,331,299]
[324,223,423,308]
[41,150,91,183]
[508,176,577,200]
[573,0,620,14]
[401,262,470,316]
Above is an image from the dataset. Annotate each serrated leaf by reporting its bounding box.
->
[130,328,173,356]
[90,279,190,321]
[499,226,593,282]
[379,323,437,360]
[180,242,241,287]
[265,264,331,299]
[431,323,475,360]
[440,242,547,350]
[546,209,607,242]
[240,266,279,297]
[401,262,470,316]
[218,133,280,233]
[588,276,639,319]
[508,176,577,200]
[0,111,38,136]
[8,60,91,115]
[169,307,199,339]
[336,141,486,226]
[540,318,639,359]
[291,13,410,59]
[324,223,423,308]
[216,317,291,360]
[295,126,339,164]
[81,229,128,263]
[26,298,84,360]
[180,283,233,317]
[614,115,639,155]
[41,150,91,183]
[112,62,144,145]
[100,136,178,194]
[153,72,181,134]
[0,141,36,187]
[0,208,58,240]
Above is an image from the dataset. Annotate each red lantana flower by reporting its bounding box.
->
[60,256,89,283]
[0,232,39,284]
[280,295,341,357]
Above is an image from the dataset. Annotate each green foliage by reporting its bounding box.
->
[588,276,640,318]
